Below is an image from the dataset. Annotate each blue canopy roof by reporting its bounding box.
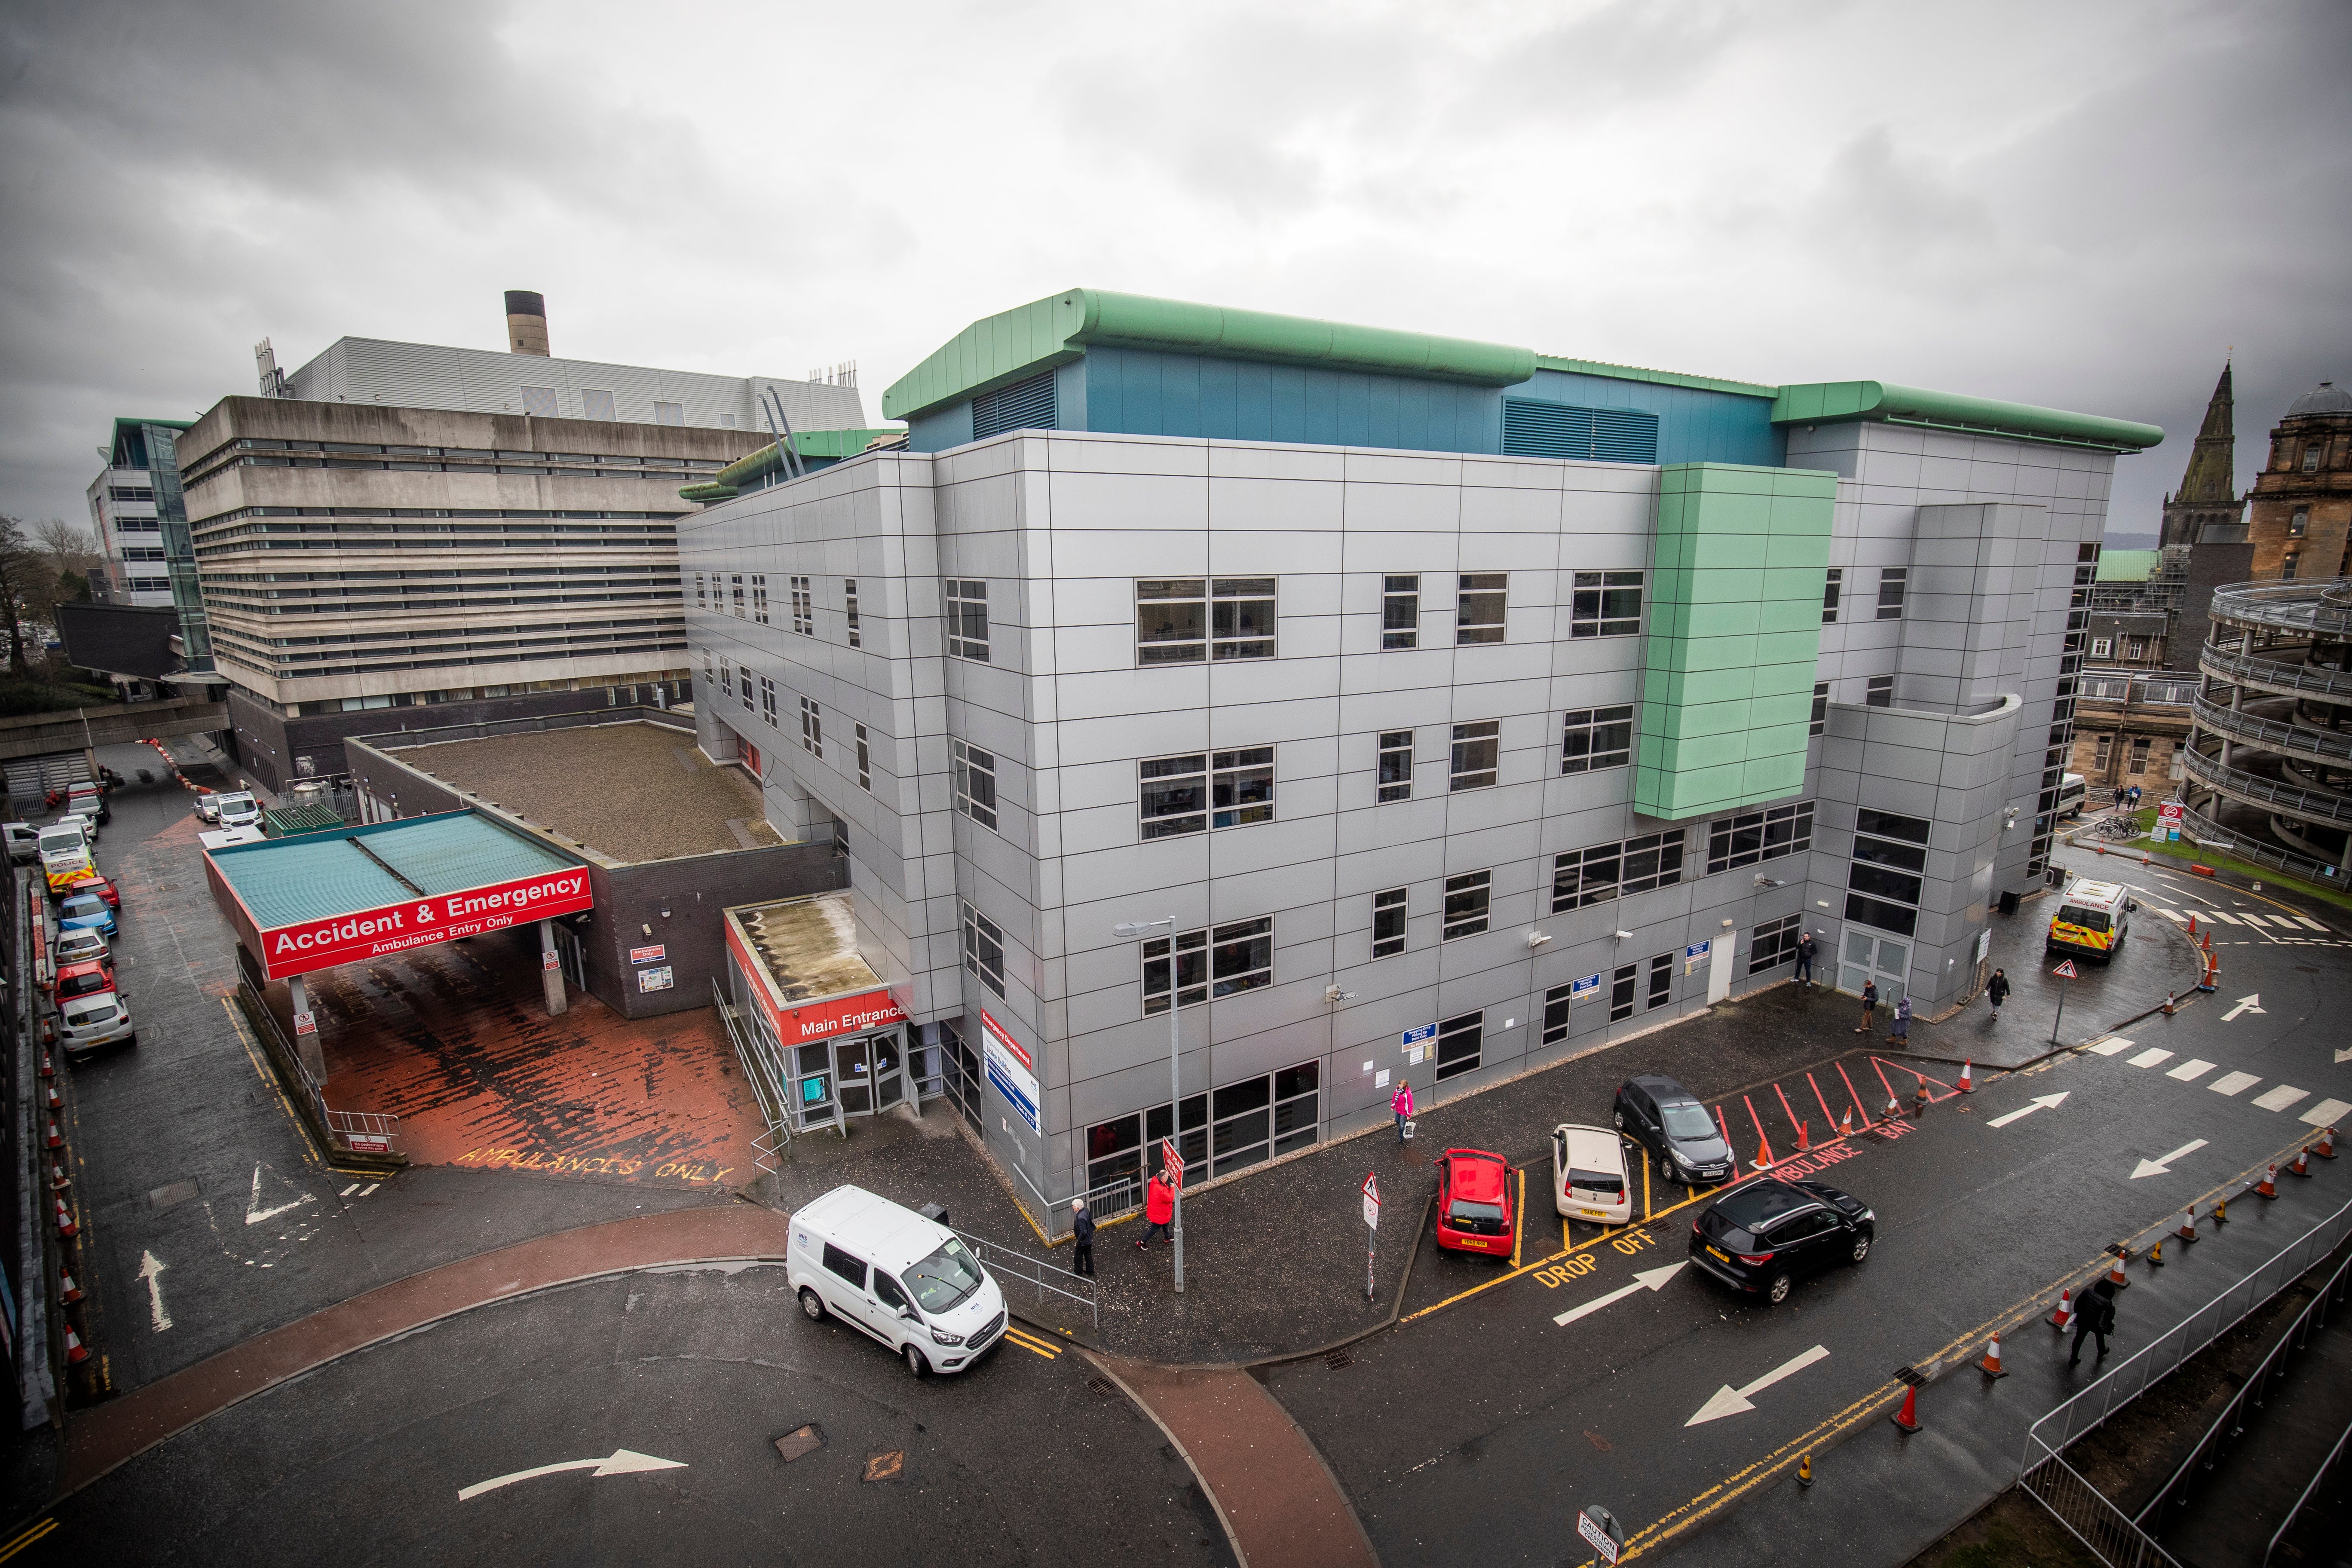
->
[207,810,585,929]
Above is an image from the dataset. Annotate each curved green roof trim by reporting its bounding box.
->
[1534,355,1776,399]
[680,481,736,502]
[882,288,1538,421]
[1772,381,2164,452]
[685,429,903,499]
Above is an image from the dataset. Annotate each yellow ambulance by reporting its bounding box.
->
[2048,879,2136,961]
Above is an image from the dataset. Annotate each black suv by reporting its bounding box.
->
[1611,1074,1732,1183]
[1689,1178,1874,1304]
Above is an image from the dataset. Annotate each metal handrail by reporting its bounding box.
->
[954,1228,1098,1327]
[2198,641,2352,702]
[2173,802,2347,885]
[2268,1418,2352,1565]
[2208,579,2352,637]
[2181,745,2352,826]
[2191,692,2352,765]
[710,979,793,1173]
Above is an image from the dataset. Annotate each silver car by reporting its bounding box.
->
[59,992,135,1053]
[52,928,110,967]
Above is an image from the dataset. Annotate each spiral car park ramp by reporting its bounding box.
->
[2189,580,2352,875]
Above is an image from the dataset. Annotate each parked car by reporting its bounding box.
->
[58,802,101,843]
[1551,1123,1633,1225]
[213,791,262,829]
[56,894,116,938]
[52,927,109,966]
[3,822,41,864]
[1434,1148,1517,1256]
[787,1185,1008,1377]
[53,957,117,1003]
[56,872,118,910]
[58,992,135,1054]
[1613,1074,1734,1184]
[1688,1177,1874,1305]
[65,781,109,826]
[193,792,221,824]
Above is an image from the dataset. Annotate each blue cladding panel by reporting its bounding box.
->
[971,370,1058,440]
[1516,368,1784,467]
[1078,347,1505,454]
[1501,399,1660,463]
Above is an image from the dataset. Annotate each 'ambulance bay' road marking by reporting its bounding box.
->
[1685,1345,1831,1427]
[2166,1060,2216,1082]
[2211,1072,2261,1096]
[2253,1086,2310,1113]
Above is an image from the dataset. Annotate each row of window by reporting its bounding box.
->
[1084,1060,1321,1193]
[2089,733,2172,777]
[708,649,876,794]
[1820,567,1906,624]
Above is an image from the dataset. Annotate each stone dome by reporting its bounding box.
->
[2286,380,2352,416]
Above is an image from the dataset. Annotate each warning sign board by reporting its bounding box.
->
[2052,959,2079,979]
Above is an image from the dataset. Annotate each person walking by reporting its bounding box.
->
[2129,783,2142,809]
[1392,1078,1415,1141]
[1069,1199,1096,1278]
[1794,931,1818,987]
[2071,1278,2118,1365]
[1986,968,2009,1020]
[1856,979,1879,1034]
[1887,994,1912,1044]
[1136,1171,1175,1249]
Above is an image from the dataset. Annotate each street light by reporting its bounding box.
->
[1112,916,1184,1293]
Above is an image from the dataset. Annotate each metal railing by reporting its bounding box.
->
[2209,579,2352,639]
[2174,802,2346,885]
[2191,692,2352,765]
[955,1228,1098,1327]
[2020,1195,2352,1566]
[2199,640,2352,702]
[2079,672,2198,706]
[711,979,791,1174]
[234,981,401,1157]
[2139,1242,2352,1540]
[2268,1418,2352,1566]
[324,1108,401,1151]
[2181,744,2352,826]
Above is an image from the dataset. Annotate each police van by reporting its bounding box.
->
[2048,878,2137,961]
[788,1185,1008,1377]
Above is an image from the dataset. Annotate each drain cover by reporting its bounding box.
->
[1086,1376,1120,1397]
[1325,1351,1354,1370]
[773,1424,825,1462]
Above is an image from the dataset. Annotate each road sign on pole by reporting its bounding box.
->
[1162,1138,1185,1188]
[2049,959,2077,1044]
[1362,1172,1381,1300]
[1578,1505,1624,1565]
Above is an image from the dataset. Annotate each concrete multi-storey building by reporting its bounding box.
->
[83,419,220,689]
[177,297,876,790]
[679,288,2161,1229]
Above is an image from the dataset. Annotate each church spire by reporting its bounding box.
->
[2160,359,2240,548]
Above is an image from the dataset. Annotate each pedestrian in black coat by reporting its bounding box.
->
[1856,979,1879,1034]
[1986,969,2010,1020]
[2071,1278,2117,1364]
[1069,1200,1096,1278]
[1794,932,1818,987]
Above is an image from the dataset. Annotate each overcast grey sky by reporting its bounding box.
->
[3,0,2345,536]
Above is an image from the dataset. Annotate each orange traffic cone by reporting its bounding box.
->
[63,1324,88,1366]
[1755,1134,1776,1169]
[2288,1147,2312,1178]
[2175,1211,2199,1245]
[1913,1084,1931,1117]
[2048,1288,2075,1329]
[2316,1127,2339,1160]
[1959,1060,1975,1094]
[1795,1119,1811,1152]
[39,1051,54,1079]
[58,1266,82,1304]
[49,1162,68,1192]
[1884,1093,1902,1120]
[1839,1108,1855,1138]
[44,1118,61,1149]
[1891,1384,1921,1432]
[1979,1335,2007,1379]
[2107,1249,2132,1289]
[2255,1164,2279,1200]
[53,1197,75,1239]
[44,1084,61,1112]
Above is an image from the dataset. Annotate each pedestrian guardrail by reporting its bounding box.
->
[955,1228,1098,1328]
[710,980,791,1174]
[2182,745,2352,825]
[2268,1416,2352,1566]
[2192,691,2352,765]
[2018,1194,2352,1567]
[2172,802,2346,885]
[2208,579,2352,639]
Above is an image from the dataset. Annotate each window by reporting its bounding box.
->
[1377,730,1414,802]
[799,695,823,758]
[2123,637,2146,662]
[1610,963,1638,1022]
[738,668,753,707]
[520,385,559,417]
[947,579,990,662]
[1876,567,1907,620]
[731,574,745,616]
[1560,706,1633,774]
[1750,913,1801,975]
[1372,888,1407,959]
[1137,749,1273,838]
[2303,444,2323,474]
[854,723,871,790]
[1455,573,1507,644]
[2283,554,2300,581]
[654,401,685,426]
[760,675,777,725]
[790,576,813,636]
[1442,870,1491,940]
[2093,734,2112,771]
[1133,579,1275,664]
[694,572,707,609]
[1569,571,1644,637]
[1822,568,1842,624]
[2288,508,2309,538]
[1552,831,1685,910]
[951,739,997,828]
[1845,808,1929,938]
[1811,681,1829,737]
[1142,917,1273,1014]
[1648,954,1673,1010]
[1542,983,1574,1045]
[963,901,1004,998]
[1381,575,1420,650]
[1434,1010,1483,1082]
[1866,675,1894,707]
[581,389,616,421]
[821,1243,867,1290]
[1087,1062,1320,1192]
[1450,721,1499,791]
[751,575,770,625]
[2129,736,2150,775]
[2090,637,2111,658]
[845,579,862,646]
[1706,802,1813,874]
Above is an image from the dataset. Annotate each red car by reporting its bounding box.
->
[1435,1148,1517,1256]
[58,872,119,910]
[54,957,118,1003]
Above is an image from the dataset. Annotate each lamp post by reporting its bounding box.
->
[1112,916,1182,1293]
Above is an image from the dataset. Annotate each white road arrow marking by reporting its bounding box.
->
[2222,994,2264,1022]
[2335,1048,2352,1065]
[245,1162,315,1226]
[458,1449,686,1502]
[137,1250,172,1332]
[1552,1262,1686,1326]
[2132,1139,2210,1179]
[1687,1344,1831,1426]
[1987,1093,2069,1129]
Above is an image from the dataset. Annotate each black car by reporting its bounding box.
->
[1688,1178,1874,1304]
[1612,1074,1732,1183]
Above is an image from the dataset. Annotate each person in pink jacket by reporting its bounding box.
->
[1392,1080,1415,1141]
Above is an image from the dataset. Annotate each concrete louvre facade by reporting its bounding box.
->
[678,289,2156,1226]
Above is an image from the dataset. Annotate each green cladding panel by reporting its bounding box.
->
[1634,463,1837,821]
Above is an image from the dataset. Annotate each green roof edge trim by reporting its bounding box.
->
[1532,355,1777,400]
[1771,381,2164,452]
[689,429,904,498]
[883,288,1539,421]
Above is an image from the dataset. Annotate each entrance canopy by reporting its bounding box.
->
[205,809,593,981]
[724,893,906,1046]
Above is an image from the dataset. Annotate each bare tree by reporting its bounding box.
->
[0,516,41,676]
[31,517,100,577]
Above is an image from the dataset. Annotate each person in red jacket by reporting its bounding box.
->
[1136,1171,1175,1248]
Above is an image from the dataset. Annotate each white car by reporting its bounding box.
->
[788,1185,1008,1376]
[193,792,221,824]
[1552,1122,1634,1225]
[52,928,110,966]
[214,791,263,828]
[59,992,136,1054]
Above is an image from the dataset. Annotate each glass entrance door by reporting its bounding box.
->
[835,1036,873,1115]
[870,1032,905,1111]
[1837,929,1911,999]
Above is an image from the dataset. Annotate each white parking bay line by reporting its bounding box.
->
[2205,911,2244,925]
[2159,909,2185,922]
[2254,1085,2310,1113]
[2127,1048,2174,1069]
[2210,1071,2261,1097]
[2088,1038,2133,1057]
[2239,913,2272,929]
[2165,1059,2216,1082]
[2295,916,2330,932]
[2302,1099,2351,1128]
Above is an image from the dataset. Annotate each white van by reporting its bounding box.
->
[2056,773,2087,820]
[787,1185,1008,1377]
[214,790,263,828]
[37,822,93,891]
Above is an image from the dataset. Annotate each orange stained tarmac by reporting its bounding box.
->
[297,935,759,1188]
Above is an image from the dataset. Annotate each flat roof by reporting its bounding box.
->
[378,720,784,864]
[727,893,885,1007]
[207,811,584,930]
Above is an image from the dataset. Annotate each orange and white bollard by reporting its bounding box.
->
[2289,1147,2312,1178]
[2315,1127,2338,1160]
[1979,1335,2007,1379]
[53,1197,76,1239]
[2049,1287,2075,1329]
[2176,1211,2199,1245]
[1914,1084,1931,1117]
[2256,1164,2280,1200]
